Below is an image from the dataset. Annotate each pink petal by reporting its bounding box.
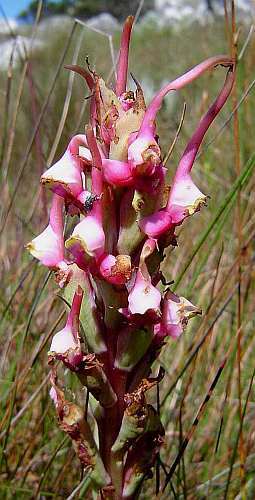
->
[49,287,84,368]
[167,174,207,218]
[65,215,105,261]
[139,56,234,136]
[128,269,161,315]
[27,225,64,267]
[158,291,201,339]
[139,209,173,239]
[139,67,235,239]
[102,158,133,186]
[50,324,77,353]
[26,195,65,268]
[41,150,83,197]
[41,135,87,198]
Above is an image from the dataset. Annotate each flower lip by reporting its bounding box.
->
[50,324,77,354]
[127,239,161,316]
[26,226,65,268]
[41,150,83,197]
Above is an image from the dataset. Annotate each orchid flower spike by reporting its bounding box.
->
[140,64,235,238]
[27,15,236,495]
[155,290,201,339]
[26,194,67,271]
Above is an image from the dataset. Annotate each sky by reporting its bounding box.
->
[1,0,33,18]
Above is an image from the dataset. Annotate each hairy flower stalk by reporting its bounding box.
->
[27,17,235,499]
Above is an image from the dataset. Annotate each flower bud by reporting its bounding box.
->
[128,134,161,177]
[99,254,132,285]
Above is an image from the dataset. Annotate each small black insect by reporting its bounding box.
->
[84,192,101,213]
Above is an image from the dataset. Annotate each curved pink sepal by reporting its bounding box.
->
[41,135,87,198]
[26,194,66,268]
[49,288,84,368]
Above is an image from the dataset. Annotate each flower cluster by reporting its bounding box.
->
[27,16,234,499]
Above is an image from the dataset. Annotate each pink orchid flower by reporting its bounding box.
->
[65,127,105,267]
[26,194,67,270]
[49,287,84,368]
[139,65,235,238]
[41,135,90,205]
[126,239,161,317]
[128,56,233,183]
[155,290,201,339]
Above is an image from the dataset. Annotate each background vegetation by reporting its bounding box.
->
[18,0,154,21]
[0,2,255,498]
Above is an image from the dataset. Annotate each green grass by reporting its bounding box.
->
[0,10,255,499]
